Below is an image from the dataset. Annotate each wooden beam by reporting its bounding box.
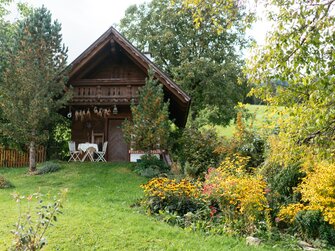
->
[71,79,145,86]
[73,50,110,80]
[70,41,110,80]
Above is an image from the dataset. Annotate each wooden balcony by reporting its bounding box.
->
[69,79,143,105]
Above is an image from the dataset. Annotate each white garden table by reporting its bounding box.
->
[78,143,99,162]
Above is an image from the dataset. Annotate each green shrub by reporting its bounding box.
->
[140,177,210,230]
[184,161,198,178]
[295,210,335,245]
[261,162,304,219]
[135,154,169,178]
[47,120,71,161]
[177,127,220,178]
[278,161,335,245]
[35,161,61,175]
[140,177,204,217]
[0,175,14,189]
[268,163,304,199]
[216,111,265,171]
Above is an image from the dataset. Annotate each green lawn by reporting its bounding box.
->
[214,104,273,137]
[1,162,283,250]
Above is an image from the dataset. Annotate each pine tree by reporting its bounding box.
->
[0,6,69,172]
[123,69,170,152]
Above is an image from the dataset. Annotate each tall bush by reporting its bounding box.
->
[203,154,269,235]
[122,68,171,151]
[216,111,265,171]
[47,120,71,160]
[277,161,335,244]
[178,127,220,178]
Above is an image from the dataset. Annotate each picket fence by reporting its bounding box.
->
[0,146,46,167]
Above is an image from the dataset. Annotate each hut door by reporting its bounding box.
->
[108,120,129,161]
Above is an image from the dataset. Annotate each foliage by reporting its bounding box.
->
[299,161,335,225]
[0,1,16,147]
[216,110,265,170]
[278,208,335,245]
[203,154,269,235]
[123,69,171,151]
[278,161,335,225]
[10,190,67,251]
[295,210,335,245]
[134,154,169,178]
[277,161,335,244]
[140,155,271,236]
[119,0,250,125]
[35,161,61,175]
[242,1,335,243]
[266,163,302,200]
[212,104,271,138]
[178,0,256,33]
[141,177,203,216]
[0,175,13,189]
[0,0,12,17]
[260,162,304,219]
[174,60,249,125]
[0,0,14,66]
[246,0,335,163]
[46,120,71,160]
[0,6,69,172]
[177,127,220,178]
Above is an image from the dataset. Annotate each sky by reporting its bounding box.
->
[10,0,148,62]
[11,0,270,62]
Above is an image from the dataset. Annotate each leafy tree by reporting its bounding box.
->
[246,0,335,164]
[122,69,171,151]
[0,0,12,21]
[0,0,14,146]
[0,1,34,148]
[0,6,69,172]
[177,0,256,33]
[119,0,250,126]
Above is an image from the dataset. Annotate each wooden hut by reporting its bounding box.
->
[67,26,190,161]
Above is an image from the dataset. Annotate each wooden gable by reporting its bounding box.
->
[67,26,191,127]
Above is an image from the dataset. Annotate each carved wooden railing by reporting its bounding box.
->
[75,85,139,98]
[70,80,143,105]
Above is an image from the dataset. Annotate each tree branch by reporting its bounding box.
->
[298,119,335,145]
[283,1,332,62]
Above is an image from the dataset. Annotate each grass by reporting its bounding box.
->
[213,104,273,137]
[0,162,287,250]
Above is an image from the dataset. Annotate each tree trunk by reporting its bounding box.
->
[29,140,36,173]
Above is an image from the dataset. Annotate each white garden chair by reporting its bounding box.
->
[95,141,108,162]
[68,141,81,162]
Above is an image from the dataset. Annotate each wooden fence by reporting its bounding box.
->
[0,146,46,168]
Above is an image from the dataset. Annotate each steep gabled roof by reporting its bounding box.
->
[68,26,191,127]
